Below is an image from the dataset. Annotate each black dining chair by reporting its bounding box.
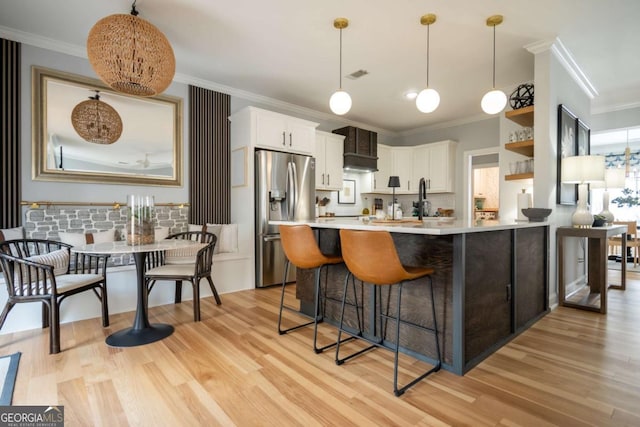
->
[145,231,220,321]
[0,239,110,354]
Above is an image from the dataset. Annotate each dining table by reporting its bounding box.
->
[72,239,201,347]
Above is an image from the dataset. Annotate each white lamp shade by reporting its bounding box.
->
[416,88,440,113]
[561,155,606,183]
[329,90,352,115]
[481,89,507,114]
[590,167,627,189]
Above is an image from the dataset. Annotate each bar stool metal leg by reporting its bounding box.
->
[336,272,376,365]
[393,278,441,397]
[278,260,314,335]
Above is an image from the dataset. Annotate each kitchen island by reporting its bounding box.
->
[271,218,550,375]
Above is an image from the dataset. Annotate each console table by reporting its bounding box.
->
[557,225,627,314]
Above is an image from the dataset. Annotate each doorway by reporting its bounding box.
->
[463,148,500,220]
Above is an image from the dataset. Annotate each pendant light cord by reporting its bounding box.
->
[492,24,496,89]
[426,24,430,87]
[339,28,343,90]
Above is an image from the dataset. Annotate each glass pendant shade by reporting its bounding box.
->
[481,89,507,114]
[330,90,352,115]
[71,93,123,144]
[416,88,440,113]
[87,6,175,97]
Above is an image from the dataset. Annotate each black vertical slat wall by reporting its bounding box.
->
[188,85,231,224]
[0,38,21,229]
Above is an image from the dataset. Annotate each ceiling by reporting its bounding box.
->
[1,0,639,134]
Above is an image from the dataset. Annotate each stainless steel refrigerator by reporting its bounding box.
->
[255,149,315,287]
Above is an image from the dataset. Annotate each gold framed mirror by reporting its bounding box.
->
[32,66,183,186]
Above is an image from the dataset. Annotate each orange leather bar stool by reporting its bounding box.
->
[278,224,351,353]
[336,229,441,396]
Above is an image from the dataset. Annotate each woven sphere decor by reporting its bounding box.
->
[71,93,123,145]
[509,83,534,110]
[86,6,175,97]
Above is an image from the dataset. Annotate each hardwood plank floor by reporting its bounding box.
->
[1,271,639,426]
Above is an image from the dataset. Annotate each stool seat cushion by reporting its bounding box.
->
[339,229,433,285]
[280,225,343,269]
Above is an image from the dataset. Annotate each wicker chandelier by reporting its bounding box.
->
[86,1,175,97]
[71,91,123,145]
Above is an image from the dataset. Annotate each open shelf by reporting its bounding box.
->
[505,105,534,127]
[505,139,534,157]
[505,172,533,181]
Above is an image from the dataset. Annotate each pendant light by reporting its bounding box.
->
[625,129,631,177]
[481,15,507,115]
[87,0,175,97]
[71,90,123,145]
[329,18,352,115]
[416,14,440,113]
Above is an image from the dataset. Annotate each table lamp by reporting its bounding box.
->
[388,176,401,220]
[561,155,605,227]
[590,167,626,224]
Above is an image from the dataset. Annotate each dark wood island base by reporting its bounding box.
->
[294,225,549,375]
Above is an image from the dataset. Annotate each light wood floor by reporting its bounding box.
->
[1,271,639,426]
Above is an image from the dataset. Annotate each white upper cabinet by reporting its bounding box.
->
[315,131,344,191]
[392,147,413,193]
[366,140,456,194]
[371,144,392,192]
[231,106,318,155]
[425,141,456,193]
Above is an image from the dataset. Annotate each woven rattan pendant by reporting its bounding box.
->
[86,1,175,97]
[71,91,123,145]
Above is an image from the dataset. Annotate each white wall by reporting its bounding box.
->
[531,45,593,305]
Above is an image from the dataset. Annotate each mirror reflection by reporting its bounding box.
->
[33,66,183,186]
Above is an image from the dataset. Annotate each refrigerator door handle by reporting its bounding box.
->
[291,161,299,218]
[263,235,281,242]
[286,162,295,219]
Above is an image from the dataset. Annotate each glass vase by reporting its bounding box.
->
[126,195,155,245]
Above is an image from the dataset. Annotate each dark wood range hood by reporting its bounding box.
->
[332,126,378,172]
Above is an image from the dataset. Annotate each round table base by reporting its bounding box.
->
[106,324,174,347]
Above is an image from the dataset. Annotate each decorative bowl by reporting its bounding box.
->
[521,208,552,222]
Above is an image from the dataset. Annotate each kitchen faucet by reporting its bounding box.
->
[418,177,428,220]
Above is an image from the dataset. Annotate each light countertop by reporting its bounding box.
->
[271,217,550,235]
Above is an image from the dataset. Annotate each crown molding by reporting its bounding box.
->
[525,37,598,99]
[592,100,640,116]
[0,25,86,58]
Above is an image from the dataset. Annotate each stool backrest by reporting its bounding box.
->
[280,225,325,269]
[339,229,405,285]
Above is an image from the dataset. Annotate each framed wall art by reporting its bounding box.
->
[576,118,591,156]
[338,179,356,204]
[556,104,578,205]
